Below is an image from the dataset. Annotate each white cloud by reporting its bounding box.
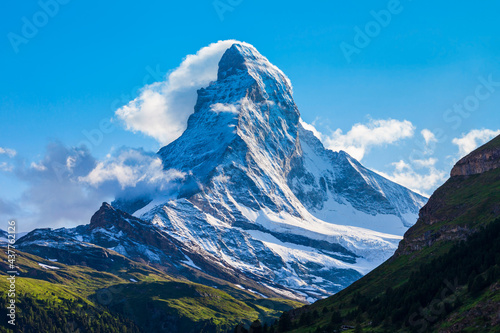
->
[12,143,98,231]
[210,103,239,114]
[0,162,13,172]
[81,148,185,190]
[421,129,437,146]
[319,118,415,161]
[300,118,444,194]
[375,159,447,196]
[0,147,16,158]
[452,128,500,157]
[4,143,186,232]
[413,157,438,168]
[115,39,246,146]
[30,162,47,171]
[392,159,411,172]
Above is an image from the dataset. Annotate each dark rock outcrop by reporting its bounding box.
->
[450,135,500,176]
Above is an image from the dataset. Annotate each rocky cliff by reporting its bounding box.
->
[451,135,500,176]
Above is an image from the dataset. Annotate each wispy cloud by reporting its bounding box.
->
[301,119,446,195]
[375,158,447,196]
[0,143,184,232]
[0,147,17,158]
[115,39,245,146]
[452,128,500,157]
[421,129,438,146]
[305,118,415,161]
[0,162,13,172]
[80,147,185,194]
[376,129,448,196]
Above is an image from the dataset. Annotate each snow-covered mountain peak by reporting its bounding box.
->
[217,43,253,81]
[158,43,301,198]
[16,41,429,305]
[216,43,294,107]
[156,42,426,223]
[32,42,426,302]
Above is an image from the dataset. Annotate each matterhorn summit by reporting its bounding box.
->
[19,42,427,302]
[136,42,426,300]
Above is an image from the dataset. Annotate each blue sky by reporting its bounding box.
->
[1,0,500,231]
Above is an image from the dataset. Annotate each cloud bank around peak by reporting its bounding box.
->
[0,142,184,232]
[115,39,249,146]
[80,147,186,196]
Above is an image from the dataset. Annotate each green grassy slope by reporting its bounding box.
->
[96,281,298,332]
[407,167,500,237]
[0,248,301,332]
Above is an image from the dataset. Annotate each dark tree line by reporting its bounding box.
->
[0,293,141,333]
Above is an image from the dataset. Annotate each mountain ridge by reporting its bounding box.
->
[15,42,426,305]
[451,134,500,176]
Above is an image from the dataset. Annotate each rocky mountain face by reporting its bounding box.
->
[17,203,297,299]
[451,135,500,176]
[17,43,426,303]
[17,203,185,271]
[139,43,426,301]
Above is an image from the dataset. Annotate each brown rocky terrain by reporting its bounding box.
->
[451,135,500,176]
